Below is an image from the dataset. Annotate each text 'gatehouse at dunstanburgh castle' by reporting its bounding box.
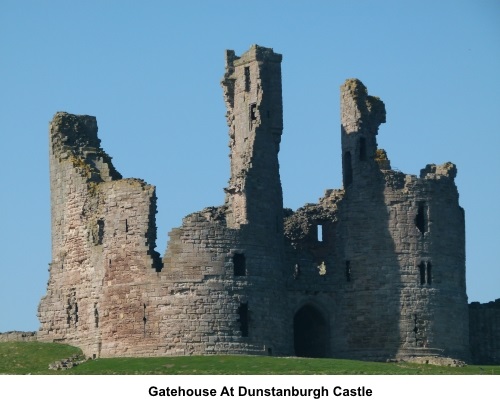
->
[27,45,499,364]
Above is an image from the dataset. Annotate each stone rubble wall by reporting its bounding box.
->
[0,332,37,342]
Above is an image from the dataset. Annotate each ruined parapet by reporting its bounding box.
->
[49,112,121,181]
[284,189,344,276]
[340,79,386,188]
[420,162,457,179]
[341,78,386,136]
[375,148,391,170]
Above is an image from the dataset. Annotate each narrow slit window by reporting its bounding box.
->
[419,261,426,285]
[426,262,432,285]
[343,151,353,186]
[359,137,366,161]
[94,303,99,328]
[74,302,79,325]
[97,219,104,245]
[244,66,250,92]
[238,303,249,337]
[317,224,323,242]
[346,260,351,282]
[233,253,246,276]
[250,103,257,122]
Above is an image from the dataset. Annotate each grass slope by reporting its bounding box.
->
[1,342,499,375]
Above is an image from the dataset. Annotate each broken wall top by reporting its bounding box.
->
[50,112,122,182]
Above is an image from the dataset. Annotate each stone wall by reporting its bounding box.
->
[0,332,37,342]
[469,300,500,364]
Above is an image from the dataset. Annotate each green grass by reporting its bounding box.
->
[1,342,499,375]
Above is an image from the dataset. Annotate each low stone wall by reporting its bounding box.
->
[469,299,500,365]
[0,331,37,342]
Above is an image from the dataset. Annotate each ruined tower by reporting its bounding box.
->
[161,45,289,356]
[337,79,469,360]
[38,113,163,357]
[222,45,284,235]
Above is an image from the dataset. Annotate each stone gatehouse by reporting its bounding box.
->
[37,45,498,364]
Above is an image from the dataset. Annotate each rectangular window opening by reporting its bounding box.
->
[346,260,351,282]
[94,303,99,328]
[244,66,250,92]
[250,103,257,122]
[419,261,426,285]
[426,262,432,285]
[143,303,147,337]
[74,302,79,325]
[233,253,246,276]
[317,224,323,242]
[343,151,353,186]
[238,303,249,337]
[97,219,104,245]
[415,203,427,234]
[359,137,367,161]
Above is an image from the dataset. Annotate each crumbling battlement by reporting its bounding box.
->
[37,45,498,364]
[50,112,122,182]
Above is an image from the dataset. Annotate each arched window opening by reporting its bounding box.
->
[418,261,433,285]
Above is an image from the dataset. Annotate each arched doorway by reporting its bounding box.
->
[293,304,329,357]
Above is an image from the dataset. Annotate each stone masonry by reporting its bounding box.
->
[469,300,500,364]
[37,45,498,363]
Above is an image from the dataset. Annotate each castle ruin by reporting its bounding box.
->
[37,45,499,364]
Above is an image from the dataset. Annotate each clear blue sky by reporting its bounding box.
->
[0,0,499,332]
